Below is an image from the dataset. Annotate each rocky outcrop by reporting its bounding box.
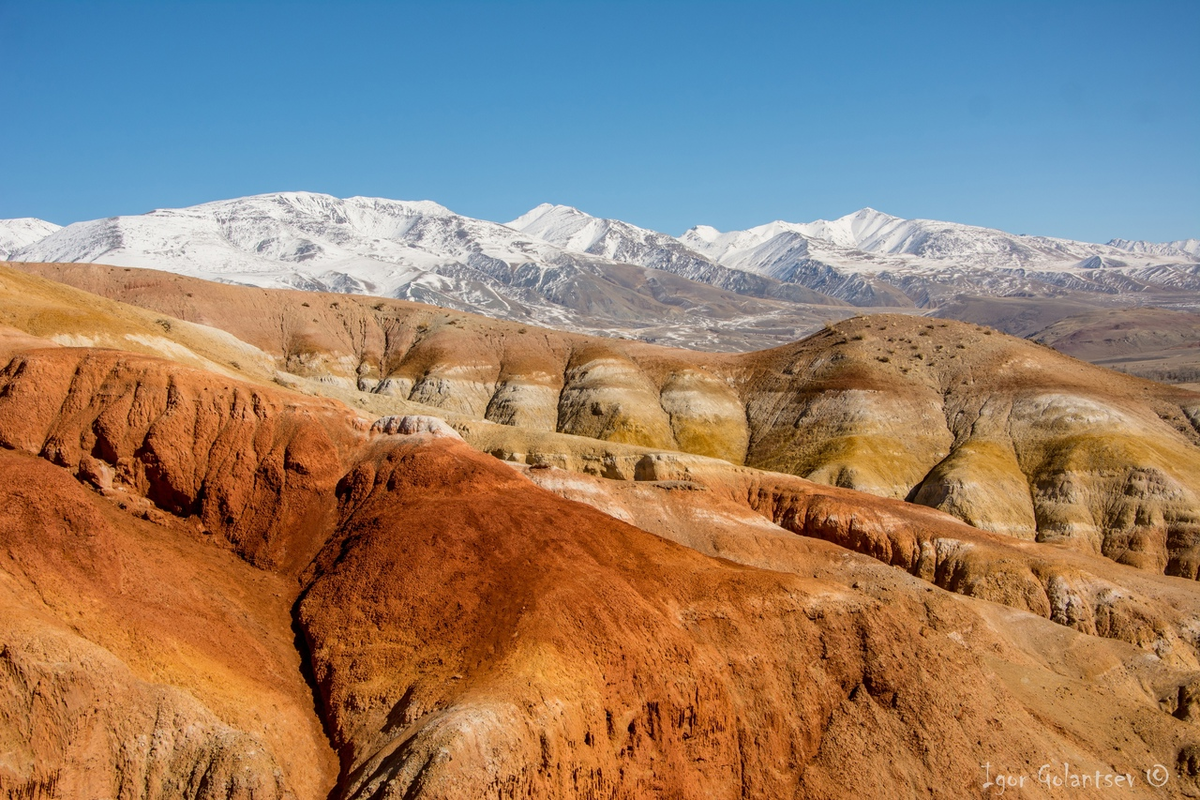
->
[0,347,361,572]
[370,414,462,439]
[522,461,1200,669]
[305,434,1200,798]
[0,451,337,798]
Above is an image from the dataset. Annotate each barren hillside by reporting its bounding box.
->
[2,336,1200,797]
[9,261,1200,582]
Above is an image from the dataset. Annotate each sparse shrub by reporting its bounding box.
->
[877,355,890,363]
[1119,366,1200,384]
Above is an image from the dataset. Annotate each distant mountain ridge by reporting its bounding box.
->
[4,193,1198,350]
[3,193,846,351]
[1108,237,1200,259]
[514,202,1200,309]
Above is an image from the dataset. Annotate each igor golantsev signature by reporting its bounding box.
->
[981,761,1170,793]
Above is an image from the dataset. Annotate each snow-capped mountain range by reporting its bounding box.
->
[2,193,846,350]
[1108,238,1200,259]
[3,192,1197,350]
[512,203,1200,309]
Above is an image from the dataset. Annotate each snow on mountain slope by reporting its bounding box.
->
[7,193,1198,348]
[509,203,710,266]
[18,193,545,288]
[508,202,731,284]
[683,207,1198,271]
[1109,237,1200,259]
[505,203,840,305]
[0,218,61,258]
[681,208,1200,307]
[508,204,615,252]
[681,223,814,278]
[9,192,843,351]
[788,207,1103,264]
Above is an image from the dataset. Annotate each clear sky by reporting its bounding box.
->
[2,0,1196,243]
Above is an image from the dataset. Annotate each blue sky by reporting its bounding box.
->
[1,0,1196,242]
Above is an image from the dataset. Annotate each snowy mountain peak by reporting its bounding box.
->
[9,191,534,292]
[683,225,722,244]
[842,207,904,229]
[505,202,591,231]
[0,217,63,259]
[841,207,896,223]
[503,204,783,295]
[1108,237,1200,259]
[232,191,454,219]
[507,203,660,253]
[793,207,903,250]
